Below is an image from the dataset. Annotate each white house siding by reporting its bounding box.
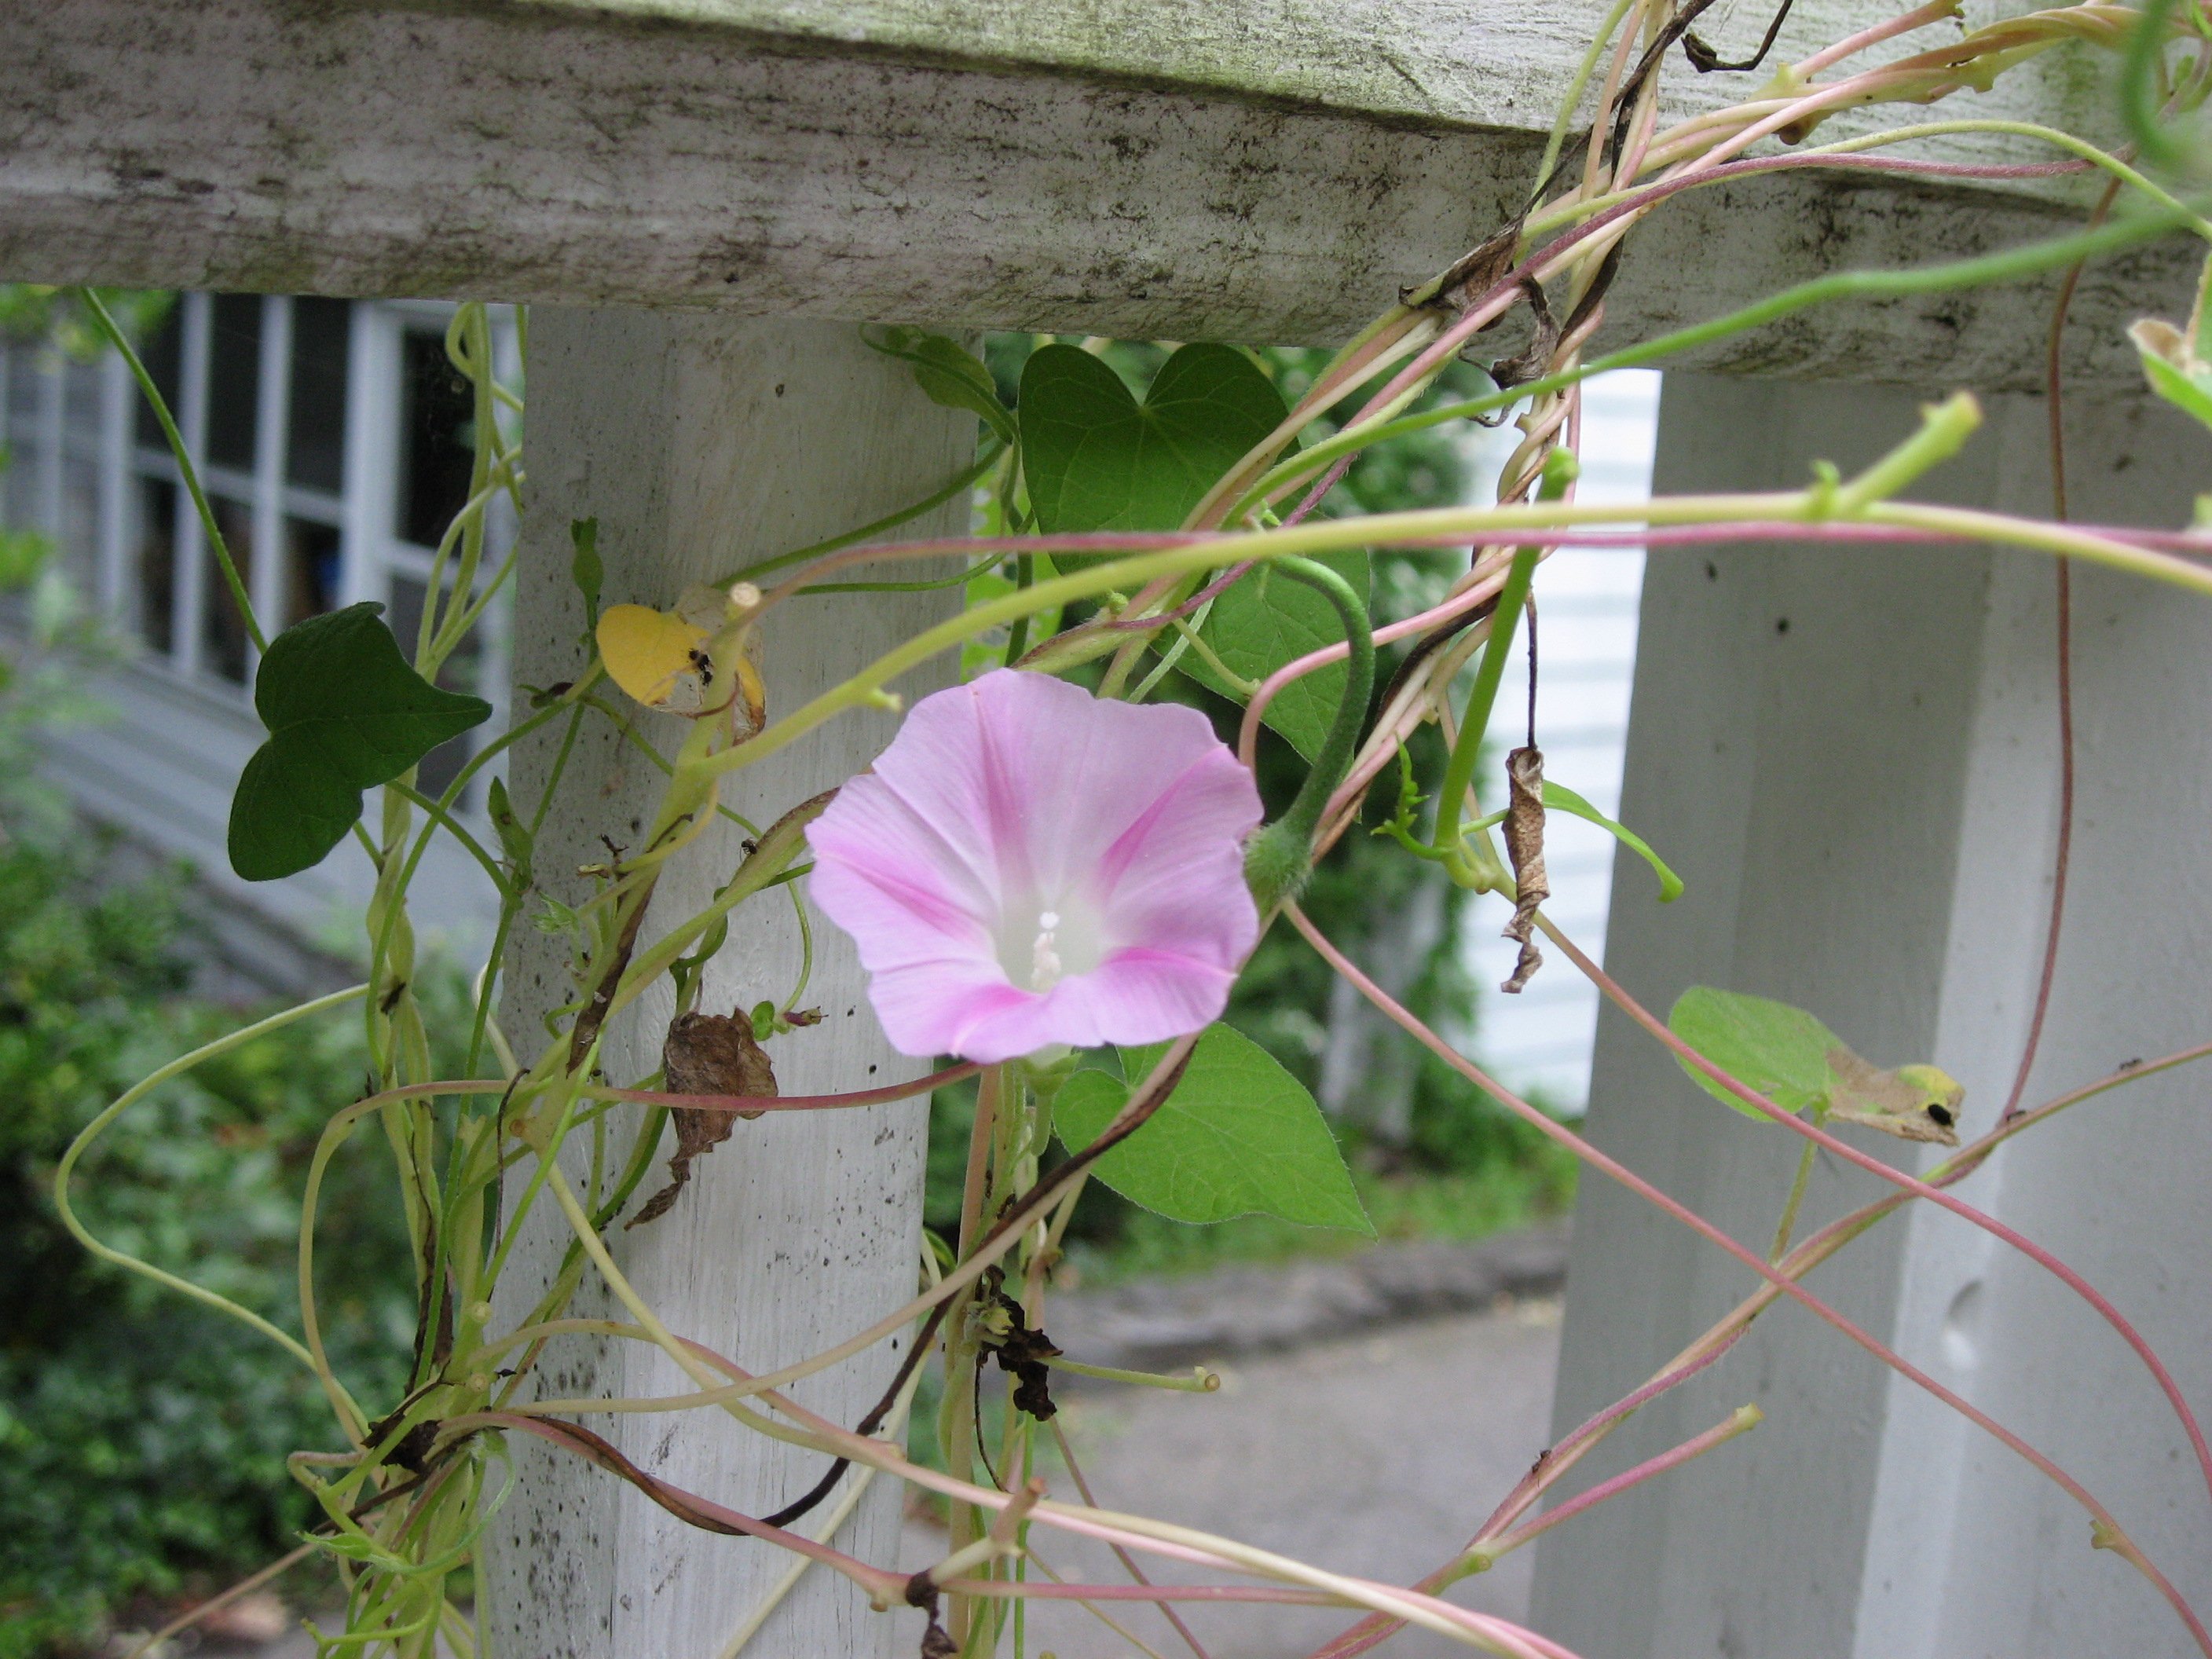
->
[1463,370,1660,1109]
[0,299,515,984]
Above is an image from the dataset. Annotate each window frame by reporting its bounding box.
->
[2,294,515,805]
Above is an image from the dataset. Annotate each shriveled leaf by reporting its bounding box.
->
[1055,1024,1370,1231]
[227,603,491,881]
[1019,344,1288,565]
[1667,987,1839,1120]
[1826,1052,1963,1145]
[630,1009,779,1229]
[2131,318,2212,432]
[1542,779,1683,901]
[1182,550,1371,760]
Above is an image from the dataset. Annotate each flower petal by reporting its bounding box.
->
[808,668,1263,1061]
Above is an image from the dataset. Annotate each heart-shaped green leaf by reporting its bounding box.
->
[1668,987,1963,1141]
[1019,344,1289,564]
[228,602,493,881]
[1667,987,1840,1121]
[1181,549,1371,761]
[1054,1023,1371,1231]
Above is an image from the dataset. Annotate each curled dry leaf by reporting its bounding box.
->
[1500,745,1550,994]
[628,1009,778,1229]
[1824,1048,1964,1146]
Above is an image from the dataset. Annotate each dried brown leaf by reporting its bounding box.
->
[628,1009,778,1229]
[1500,745,1549,994]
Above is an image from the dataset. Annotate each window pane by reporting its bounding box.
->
[385,573,482,801]
[206,295,262,474]
[133,311,183,449]
[287,298,350,494]
[202,496,255,685]
[397,328,474,550]
[282,516,342,628]
[137,478,177,654]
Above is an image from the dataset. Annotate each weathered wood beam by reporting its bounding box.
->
[2,0,2192,386]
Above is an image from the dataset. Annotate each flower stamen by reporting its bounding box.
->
[1031,910,1064,992]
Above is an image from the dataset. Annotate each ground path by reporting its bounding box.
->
[902,1300,1563,1659]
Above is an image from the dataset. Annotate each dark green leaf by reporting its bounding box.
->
[1018,345,1289,566]
[871,328,1017,444]
[1182,549,1370,761]
[1055,1024,1370,1230]
[227,603,493,881]
[1666,987,1837,1121]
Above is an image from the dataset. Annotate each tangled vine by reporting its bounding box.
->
[53,1,2212,1654]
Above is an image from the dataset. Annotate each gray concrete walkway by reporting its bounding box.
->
[900,1300,1563,1659]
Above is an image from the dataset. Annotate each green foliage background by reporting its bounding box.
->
[0,479,430,1654]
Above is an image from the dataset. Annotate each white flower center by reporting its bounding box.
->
[1030,910,1064,991]
[999,899,1102,993]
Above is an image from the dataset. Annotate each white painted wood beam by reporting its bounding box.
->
[2,0,2194,386]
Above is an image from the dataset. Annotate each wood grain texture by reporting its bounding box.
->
[482,313,969,1659]
[2,0,2193,385]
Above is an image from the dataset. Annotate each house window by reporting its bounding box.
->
[2,294,515,806]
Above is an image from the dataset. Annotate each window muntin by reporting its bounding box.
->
[5,296,515,811]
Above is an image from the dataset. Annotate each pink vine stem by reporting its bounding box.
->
[1536,917,2212,1516]
[1284,903,2212,1658]
[1481,1405,1763,1557]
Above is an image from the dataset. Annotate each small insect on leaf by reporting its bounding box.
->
[227,602,492,881]
[597,603,712,712]
[597,584,767,728]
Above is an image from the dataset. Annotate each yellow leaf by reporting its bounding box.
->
[598,603,710,712]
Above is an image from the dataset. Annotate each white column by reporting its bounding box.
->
[482,313,972,1659]
[1529,375,2212,1657]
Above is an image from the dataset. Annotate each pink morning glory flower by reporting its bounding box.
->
[807,669,1264,1064]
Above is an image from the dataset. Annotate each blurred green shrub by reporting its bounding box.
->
[0,511,428,1656]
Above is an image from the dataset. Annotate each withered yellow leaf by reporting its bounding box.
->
[598,602,711,712]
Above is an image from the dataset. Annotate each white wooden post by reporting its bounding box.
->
[482,311,972,1658]
[1531,374,2212,1657]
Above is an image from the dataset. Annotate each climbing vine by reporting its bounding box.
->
[53,2,2212,1655]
